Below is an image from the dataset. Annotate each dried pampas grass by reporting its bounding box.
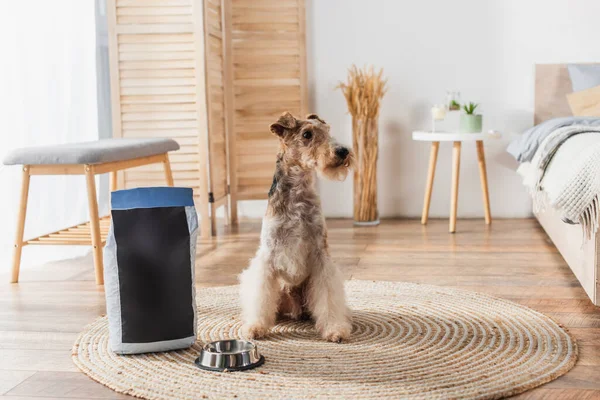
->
[338,65,387,224]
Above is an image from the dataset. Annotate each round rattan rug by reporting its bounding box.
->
[73,281,577,400]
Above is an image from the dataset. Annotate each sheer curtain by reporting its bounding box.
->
[0,1,101,273]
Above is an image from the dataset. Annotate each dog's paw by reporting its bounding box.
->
[322,324,352,343]
[242,324,269,340]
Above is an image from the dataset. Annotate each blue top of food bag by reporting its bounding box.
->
[111,187,194,210]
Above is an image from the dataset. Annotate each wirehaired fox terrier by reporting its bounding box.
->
[239,112,355,343]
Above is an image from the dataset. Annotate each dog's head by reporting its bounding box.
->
[270,112,354,181]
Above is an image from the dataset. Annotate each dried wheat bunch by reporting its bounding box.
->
[337,65,387,119]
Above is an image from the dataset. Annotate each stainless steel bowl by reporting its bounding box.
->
[195,340,264,372]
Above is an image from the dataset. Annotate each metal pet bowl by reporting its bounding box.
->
[195,340,264,372]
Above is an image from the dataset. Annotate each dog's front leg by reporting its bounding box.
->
[239,254,280,339]
[307,259,352,343]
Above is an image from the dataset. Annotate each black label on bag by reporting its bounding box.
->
[112,207,194,344]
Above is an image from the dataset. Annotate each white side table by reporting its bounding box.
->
[412,131,493,233]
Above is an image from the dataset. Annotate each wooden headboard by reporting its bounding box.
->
[534,64,573,125]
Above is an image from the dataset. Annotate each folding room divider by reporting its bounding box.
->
[106,0,307,237]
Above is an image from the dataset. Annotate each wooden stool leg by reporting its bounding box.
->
[10,166,31,283]
[109,170,118,206]
[163,154,174,187]
[450,142,461,233]
[476,140,492,225]
[421,141,439,225]
[110,170,118,192]
[85,165,104,285]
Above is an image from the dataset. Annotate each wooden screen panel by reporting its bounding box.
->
[229,0,307,200]
[107,0,213,237]
[204,0,229,204]
[110,0,200,194]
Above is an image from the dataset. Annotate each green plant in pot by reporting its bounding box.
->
[459,102,482,133]
[449,99,461,111]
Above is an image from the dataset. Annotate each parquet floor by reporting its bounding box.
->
[1,218,599,399]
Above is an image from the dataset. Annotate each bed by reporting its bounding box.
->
[513,64,600,305]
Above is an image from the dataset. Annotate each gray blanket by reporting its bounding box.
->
[507,117,600,162]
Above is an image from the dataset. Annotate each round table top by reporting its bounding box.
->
[412,131,498,142]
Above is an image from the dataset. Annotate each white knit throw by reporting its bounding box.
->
[525,125,600,240]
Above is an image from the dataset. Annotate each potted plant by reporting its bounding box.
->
[459,102,482,133]
[446,91,461,111]
[448,99,461,111]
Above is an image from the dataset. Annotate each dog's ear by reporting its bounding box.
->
[306,113,326,124]
[270,112,297,137]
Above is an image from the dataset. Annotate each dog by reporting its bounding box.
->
[239,111,355,343]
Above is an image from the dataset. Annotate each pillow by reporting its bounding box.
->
[567,64,600,92]
[567,85,600,117]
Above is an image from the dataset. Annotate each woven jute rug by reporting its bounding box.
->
[73,281,577,400]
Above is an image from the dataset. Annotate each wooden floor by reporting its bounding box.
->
[1,218,599,399]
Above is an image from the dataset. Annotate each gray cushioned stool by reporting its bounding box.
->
[4,138,180,285]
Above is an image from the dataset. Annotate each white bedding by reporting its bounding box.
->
[519,127,600,239]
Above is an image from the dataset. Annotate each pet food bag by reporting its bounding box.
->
[103,187,198,354]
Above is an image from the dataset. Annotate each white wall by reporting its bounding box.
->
[277,0,600,220]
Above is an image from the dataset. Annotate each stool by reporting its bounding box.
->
[3,138,180,285]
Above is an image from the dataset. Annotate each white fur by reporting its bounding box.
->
[239,214,352,342]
